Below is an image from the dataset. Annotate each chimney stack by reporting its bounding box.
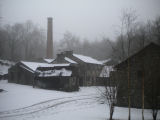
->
[46,17,53,58]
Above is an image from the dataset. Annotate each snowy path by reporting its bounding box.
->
[0,93,100,119]
[0,81,105,120]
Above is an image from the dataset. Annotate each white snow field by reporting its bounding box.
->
[0,80,159,120]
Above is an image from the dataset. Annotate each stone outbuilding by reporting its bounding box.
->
[52,51,104,86]
[8,61,79,91]
[110,43,160,108]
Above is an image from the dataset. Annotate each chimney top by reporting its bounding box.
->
[48,17,52,20]
[63,51,73,57]
[57,53,65,62]
[46,17,53,59]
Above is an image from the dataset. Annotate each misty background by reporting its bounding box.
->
[0,0,160,61]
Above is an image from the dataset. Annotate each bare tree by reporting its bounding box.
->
[120,9,137,120]
[149,81,159,120]
[99,67,117,120]
[6,24,23,61]
[0,21,46,61]
[59,31,81,52]
[153,17,160,44]
[103,10,138,119]
[106,88,116,120]
[57,31,113,60]
[105,80,117,120]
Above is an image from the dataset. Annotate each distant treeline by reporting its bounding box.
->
[108,15,160,61]
[57,15,160,61]
[0,15,160,62]
[0,21,46,61]
[55,31,112,60]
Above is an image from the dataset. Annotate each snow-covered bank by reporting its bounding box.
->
[0,80,159,120]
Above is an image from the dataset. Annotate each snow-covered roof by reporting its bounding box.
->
[73,54,103,65]
[43,59,55,63]
[65,57,77,64]
[38,68,72,77]
[20,65,34,73]
[100,58,111,64]
[20,61,70,72]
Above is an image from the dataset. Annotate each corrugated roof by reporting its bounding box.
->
[64,57,77,64]
[20,61,70,72]
[73,54,103,65]
[43,59,55,63]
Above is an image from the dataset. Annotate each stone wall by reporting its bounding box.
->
[36,76,79,92]
[8,63,34,85]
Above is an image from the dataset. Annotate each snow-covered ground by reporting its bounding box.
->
[0,80,159,120]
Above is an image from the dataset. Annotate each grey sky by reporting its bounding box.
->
[1,0,160,41]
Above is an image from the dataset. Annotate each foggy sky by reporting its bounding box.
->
[1,0,160,41]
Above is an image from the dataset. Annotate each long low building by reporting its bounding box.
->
[8,61,79,91]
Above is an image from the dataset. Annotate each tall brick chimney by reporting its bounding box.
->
[46,17,53,58]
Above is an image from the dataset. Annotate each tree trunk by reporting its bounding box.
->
[109,105,114,120]
[153,110,158,120]
[153,115,157,120]
[142,35,145,120]
[128,58,131,120]
[142,57,145,120]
